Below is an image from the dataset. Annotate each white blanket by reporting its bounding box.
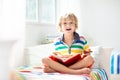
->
[18,72,91,80]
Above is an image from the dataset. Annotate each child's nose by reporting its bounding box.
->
[66,23,71,26]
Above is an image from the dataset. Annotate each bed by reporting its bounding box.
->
[13,66,108,80]
[11,43,116,80]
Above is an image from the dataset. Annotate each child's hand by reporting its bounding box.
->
[53,52,62,56]
[81,49,92,58]
[52,52,64,60]
[84,49,92,55]
[52,52,73,59]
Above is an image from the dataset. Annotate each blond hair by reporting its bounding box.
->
[58,13,78,32]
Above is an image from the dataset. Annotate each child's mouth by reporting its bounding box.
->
[66,28,71,31]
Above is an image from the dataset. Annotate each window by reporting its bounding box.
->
[26,0,38,22]
[26,0,55,24]
[40,0,55,24]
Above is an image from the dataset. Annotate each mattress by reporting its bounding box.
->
[13,66,108,80]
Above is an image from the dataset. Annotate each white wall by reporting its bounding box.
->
[25,23,59,46]
[79,0,120,49]
[0,0,25,79]
[26,0,120,49]
[56,0,81,20]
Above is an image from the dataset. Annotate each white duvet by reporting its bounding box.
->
[19,72,91,80]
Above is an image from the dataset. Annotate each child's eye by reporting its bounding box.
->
[70,22,73,24]
[63,22,67,25]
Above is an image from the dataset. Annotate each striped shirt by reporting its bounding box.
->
[54,32,90,55]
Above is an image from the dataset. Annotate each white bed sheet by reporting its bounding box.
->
[19,72,91,80]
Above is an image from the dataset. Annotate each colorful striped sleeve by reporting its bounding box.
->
[80,36,90,52]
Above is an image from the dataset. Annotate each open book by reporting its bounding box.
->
[49,54,81,66]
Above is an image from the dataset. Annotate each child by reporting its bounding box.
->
[42,13,94,75]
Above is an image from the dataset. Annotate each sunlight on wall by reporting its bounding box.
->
[0,0,25,79]
[59,0,80,14]
[0,0,25,40]
[0,0,25,67]
[57,0,81,22]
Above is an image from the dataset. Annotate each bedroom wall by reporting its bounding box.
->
[25,0,120,49]
[0,0,25,79]
[25,23,59,46]
[79,0,120,49]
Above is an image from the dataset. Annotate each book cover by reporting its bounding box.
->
[49,54,81,66]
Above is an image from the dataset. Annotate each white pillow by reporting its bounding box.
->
[24,43,54,66]
[90,46,102,68]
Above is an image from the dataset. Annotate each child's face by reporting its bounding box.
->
[61,19,76,34]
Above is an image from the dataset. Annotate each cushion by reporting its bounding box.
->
[90,46,102,68]
[99,47,113,78]
[24,43,54,66]
[90,68,108,80]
